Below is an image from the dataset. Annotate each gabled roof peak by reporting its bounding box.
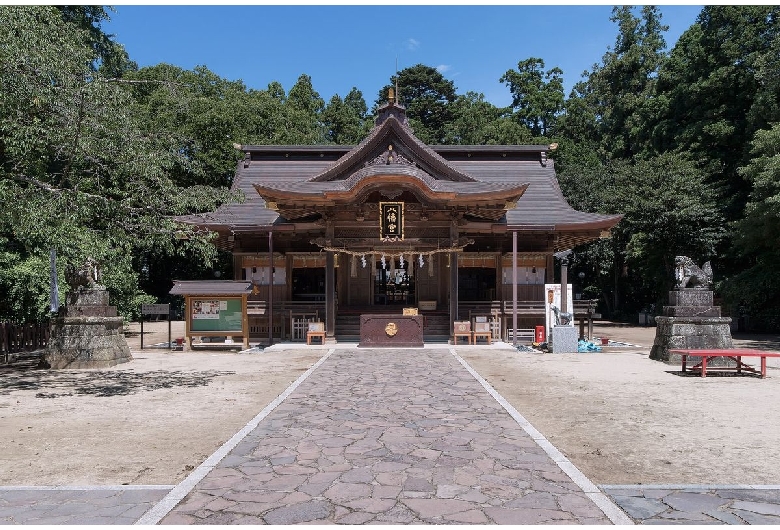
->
[375,99,410,128]
[309,103,476,183]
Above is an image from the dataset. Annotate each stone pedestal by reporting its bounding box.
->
[45,287,132,369]
[551,325,578,353]
[649,289,732,364]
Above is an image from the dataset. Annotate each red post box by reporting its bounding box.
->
[535,325,546,343]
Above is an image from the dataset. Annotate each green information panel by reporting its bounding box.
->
[190,298,243,332]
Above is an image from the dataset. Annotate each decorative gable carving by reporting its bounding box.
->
[309,102,475,184]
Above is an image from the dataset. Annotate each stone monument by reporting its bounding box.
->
[649,256,732,364]
[44,259,132,369]
[551,250,578,353]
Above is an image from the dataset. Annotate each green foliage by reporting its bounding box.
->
[653,6,780,218]
[55,5,137,77]
[443,92,531,145]
[321,88,370,144]
[124,63,251,188]
[500,58,564,137]
[561,6,669,161]
[377,64,457,144]
[558,151,725,314]
[0,6,230,321]
[285,74,327,144]
[723,124,780,325]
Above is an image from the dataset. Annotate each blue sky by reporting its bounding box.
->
[104,4,702,109]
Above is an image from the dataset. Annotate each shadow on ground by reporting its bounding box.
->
[0,364,235,398]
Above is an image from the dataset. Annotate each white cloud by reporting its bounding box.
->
[406,38,420,51]
[436,64,452,73]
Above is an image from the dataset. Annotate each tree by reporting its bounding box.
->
[321,88,370,144]
[0,6,231,321]
[652,6,780,220]
[284,74,326,144]
[500,58,564,138]
[442,92,531,145]
[557,152,725,316]
[724,124,780,328]
[377,64,457,144]
[561,6,669,161]
[125,64,250,188]
[56,5,137,77]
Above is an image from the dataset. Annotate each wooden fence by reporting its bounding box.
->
[1,322,50,363]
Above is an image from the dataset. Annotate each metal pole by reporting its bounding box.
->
[512,231,517,346]
[140,315,144,350]
[168,314,172,349]
[268,230,273,346]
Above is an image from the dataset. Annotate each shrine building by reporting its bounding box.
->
[171,96,621,348]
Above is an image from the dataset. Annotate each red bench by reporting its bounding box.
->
[670,349,780,378]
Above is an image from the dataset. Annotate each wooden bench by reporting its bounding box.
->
[670,349,780,378]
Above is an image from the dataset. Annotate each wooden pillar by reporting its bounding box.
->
[560,257,568,317]
[512,231,518,346]
[242,294,249,349]
[268,231,273,345]
[326,253,335,338]
[450,251,458,332]
[546,252,554,284]
[325,221,335,339]
[449,222,459,337]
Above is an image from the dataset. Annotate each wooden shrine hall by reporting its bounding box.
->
[173,95,621,347]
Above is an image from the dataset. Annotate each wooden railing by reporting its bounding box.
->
[247,300,326,342]
[1,321,50,363]
[459,299,601,342]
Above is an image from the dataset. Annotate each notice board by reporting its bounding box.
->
[189,297,243,332]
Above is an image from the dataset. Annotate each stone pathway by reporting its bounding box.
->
[0,486,170,525]
[4,345,780,524]
[152,347,618,525]
[603,485,780,524]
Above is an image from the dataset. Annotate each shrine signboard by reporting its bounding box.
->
[380,202,404,241]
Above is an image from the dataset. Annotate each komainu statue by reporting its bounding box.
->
[65,257,101,289]
[674,255,712,290]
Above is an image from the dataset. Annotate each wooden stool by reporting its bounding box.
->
[472,331,492,345]
[306,322,326,345]
[472,321,492,345]
[306,331,325,345]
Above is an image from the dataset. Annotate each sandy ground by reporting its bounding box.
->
[1,321,779,487]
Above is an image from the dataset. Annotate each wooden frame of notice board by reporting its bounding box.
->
[185,295,249,350]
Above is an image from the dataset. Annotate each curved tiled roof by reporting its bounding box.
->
[177,101,622,244]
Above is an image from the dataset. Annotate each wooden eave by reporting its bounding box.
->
[254,175,527,207]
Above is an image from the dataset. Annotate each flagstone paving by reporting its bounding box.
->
[0,486,170,525]
[157,347,613,524]
[603,485,780,525]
